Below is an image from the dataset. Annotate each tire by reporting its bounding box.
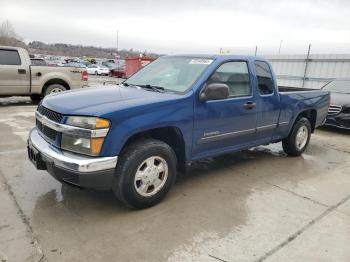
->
[30,94,41,104]
[44,84,67,96]
[282,117,311,156]
[95,71,98,75]
[113,139,177,209]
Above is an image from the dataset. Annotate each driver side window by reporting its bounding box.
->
[207,61,251,97]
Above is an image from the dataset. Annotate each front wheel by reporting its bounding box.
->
[282,117,311,156]
[113,139,177,209]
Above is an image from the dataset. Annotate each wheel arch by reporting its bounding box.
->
[287,108,317,136]
[42,78,70,95]
[296,109,317,133]
[120,126,187,172]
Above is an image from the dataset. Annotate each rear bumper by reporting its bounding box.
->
[27,128,118,190]
[325,114,350,130]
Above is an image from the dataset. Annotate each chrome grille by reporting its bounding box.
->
[36,105,62,142]
[328,104,342,116]
[36,119,58,141]
[37,105,63,123]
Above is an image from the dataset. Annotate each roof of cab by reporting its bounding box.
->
[164,54,266,62]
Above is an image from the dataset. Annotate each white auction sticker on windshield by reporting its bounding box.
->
[189,59,213,65]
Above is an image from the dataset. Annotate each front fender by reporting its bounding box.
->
[101,96,193,160]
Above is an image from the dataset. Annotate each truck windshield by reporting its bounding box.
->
[124,57,213,93]
[323,80,350,94]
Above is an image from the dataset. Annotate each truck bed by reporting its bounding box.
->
[277,87,329,133]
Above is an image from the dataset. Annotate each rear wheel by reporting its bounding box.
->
[282,117,311,156]
[44,84,67,96]
[113,139,177,209]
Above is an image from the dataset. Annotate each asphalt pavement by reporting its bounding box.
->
[0,96,349,262]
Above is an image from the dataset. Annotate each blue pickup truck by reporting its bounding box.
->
[28,55,330,208]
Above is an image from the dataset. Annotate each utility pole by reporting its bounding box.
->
[254,46,258,56]
[278,40,283,55]
[116,30,120,71]
[116,30,119,55]
[302,43,312,88]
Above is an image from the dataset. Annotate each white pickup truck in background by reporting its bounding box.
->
[0,46,88,102]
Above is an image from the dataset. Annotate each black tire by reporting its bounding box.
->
[282,117,311,156]
[113,139,177,209]
[44,84,67,96]
[30,94,41,104]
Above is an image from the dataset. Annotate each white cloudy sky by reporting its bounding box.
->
[1,0,350,54]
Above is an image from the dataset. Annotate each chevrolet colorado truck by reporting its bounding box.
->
[0,46,88,102]
[27,55,330,209]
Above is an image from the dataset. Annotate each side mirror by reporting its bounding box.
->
[200,83,229,101]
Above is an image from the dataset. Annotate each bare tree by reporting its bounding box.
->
[0,19,25,47]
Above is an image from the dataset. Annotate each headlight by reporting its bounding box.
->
[66,116,110,129]
[61,116,110,156]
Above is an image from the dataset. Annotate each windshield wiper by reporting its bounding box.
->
[138,84,165,93]
[123,83,166,93]
[122,82,139,88]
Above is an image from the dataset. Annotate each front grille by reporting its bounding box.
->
[37,105,63,123]
[328,104,342,116]
[36,119,58,141]
[36,105,62,143]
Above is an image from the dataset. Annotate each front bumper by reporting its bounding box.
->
[324,114,350,130]
[27,128,118,190]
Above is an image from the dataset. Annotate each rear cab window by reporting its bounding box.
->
[0,49,21,65]
[255,61,274,95]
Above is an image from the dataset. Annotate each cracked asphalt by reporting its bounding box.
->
[0,95,349,262]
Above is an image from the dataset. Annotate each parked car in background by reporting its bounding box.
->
[102,61,126,78]
[28,55,330,209]
[87,64,110,75]
[0,46,88,102]
[322,80,350,129]
[46,56,66,67]
[109,68,126,78]
[30,58,47,66]
[64,62,87,68]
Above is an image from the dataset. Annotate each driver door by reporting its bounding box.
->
[192,61,258,159]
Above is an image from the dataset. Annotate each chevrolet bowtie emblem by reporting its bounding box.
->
[41,116,48,125]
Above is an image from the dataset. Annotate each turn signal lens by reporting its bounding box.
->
[96,118,110,129]
[91,138,105,155]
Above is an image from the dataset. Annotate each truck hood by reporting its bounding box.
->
[42,85,184,116]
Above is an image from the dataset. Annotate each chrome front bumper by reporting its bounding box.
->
[28,128,118,173]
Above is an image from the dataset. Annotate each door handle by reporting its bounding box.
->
[243,101,256,110]
[18,69,26,74]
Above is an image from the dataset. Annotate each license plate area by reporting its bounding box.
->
[27,143,47,170]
